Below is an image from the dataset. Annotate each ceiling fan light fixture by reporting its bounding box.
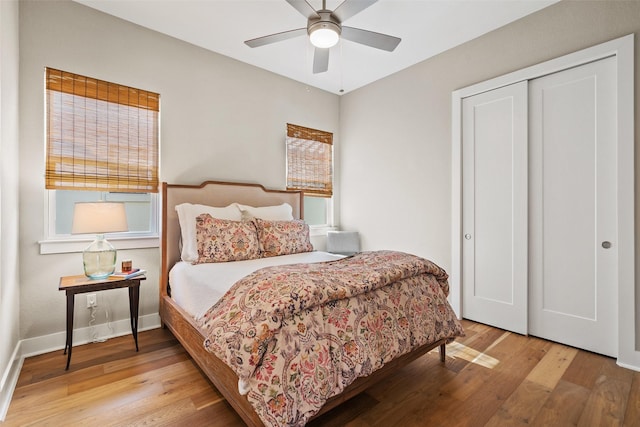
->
[309,26,339,48]
[308,16,341,49]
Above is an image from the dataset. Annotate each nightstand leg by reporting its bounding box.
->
[65,292,74,370]
[129,285,140,352]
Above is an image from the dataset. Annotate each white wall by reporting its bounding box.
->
[339,1,640,353]
[0,0,21,419]
[18,0,339,342]
[339,75,452,265]
[13,0,640,366]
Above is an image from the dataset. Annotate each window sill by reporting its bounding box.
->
[309,225,337,237]
[39,235,159,255]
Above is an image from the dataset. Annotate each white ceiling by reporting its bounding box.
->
[74,0,557,95]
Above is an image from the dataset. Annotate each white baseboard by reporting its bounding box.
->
[617,360,640,373]
[0,312,161,421]
[20,312,161,358]
[0,341,23,422]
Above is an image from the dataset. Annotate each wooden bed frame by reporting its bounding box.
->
[160,180,449,426]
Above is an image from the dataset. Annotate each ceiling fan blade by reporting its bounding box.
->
[332,0,378,22]
[341,26,401,51]
[285,0,320,19]
[313,48,330,74]
[245,28,307,48]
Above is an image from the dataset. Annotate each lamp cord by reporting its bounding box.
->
[105,297,114,336]
[88,298,112,343]
[89,306,104,343]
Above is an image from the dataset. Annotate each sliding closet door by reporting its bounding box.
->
[529,56,617,357]
[461,81,528,334]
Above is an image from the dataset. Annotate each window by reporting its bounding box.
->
[41,68,160,253]
[286,123,333,227]
[52,191,156,235]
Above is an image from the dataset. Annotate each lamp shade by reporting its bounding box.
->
[72,202,128,234]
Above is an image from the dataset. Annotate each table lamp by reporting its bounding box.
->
[72,202,128,279]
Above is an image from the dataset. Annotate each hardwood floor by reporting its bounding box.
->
[4,319,639,426]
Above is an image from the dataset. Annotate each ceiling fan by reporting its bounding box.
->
[244,0,401,74]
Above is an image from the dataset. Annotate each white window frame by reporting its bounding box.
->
[39,190,159,254]
[306,195,335,236]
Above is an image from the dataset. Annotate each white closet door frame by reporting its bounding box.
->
[450,34,636,370]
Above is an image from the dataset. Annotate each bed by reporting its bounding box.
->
[160,180,464,426]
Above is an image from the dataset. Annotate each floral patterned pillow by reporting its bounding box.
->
[194,214,260,263]
[255,218,313,258]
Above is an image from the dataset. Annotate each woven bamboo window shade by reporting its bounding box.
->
[45,68,160,193]
[286,123,333,197]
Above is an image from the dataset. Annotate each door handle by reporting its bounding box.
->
[602,241,612,249]
[465,234,472,240]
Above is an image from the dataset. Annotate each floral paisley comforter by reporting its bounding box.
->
[197,250,464,426]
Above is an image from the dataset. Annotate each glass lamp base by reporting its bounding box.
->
[83,235,117,279]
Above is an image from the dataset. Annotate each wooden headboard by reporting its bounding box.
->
[160,180,304,298]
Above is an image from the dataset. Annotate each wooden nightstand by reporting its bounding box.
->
[58,274,146,370]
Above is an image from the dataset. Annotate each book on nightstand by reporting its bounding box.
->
[111,268,146,279]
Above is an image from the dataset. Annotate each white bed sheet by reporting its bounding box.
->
[169,251,345,320]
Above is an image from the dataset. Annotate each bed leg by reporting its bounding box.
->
[439,343,446,363]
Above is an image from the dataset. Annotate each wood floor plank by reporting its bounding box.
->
[76,384,195,427]
[578,361,634,427]
[531,379,590,427]
[415,334,552,427]
[108,397,199,427]
[68,351,189,395]
[162,365,224,405]
[308,392,379,427]
[561,347,606,389]
[6,378,69,414]
[348,355,454,426]
[11,363,181,426]
[5,322,639,427]
[365,350,453,402]
[440,331,536,402]
[525,343,577,389]
[484,379,551,427]
[623,372,640,427]
[175,399,245,426]
[82,363,223,426]
[101,339,187,374]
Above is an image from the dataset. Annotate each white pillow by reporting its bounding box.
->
[175,203,242,262]
[236,203,294,221]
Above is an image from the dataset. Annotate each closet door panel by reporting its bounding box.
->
[461,81,528,334]
[529,56,617,357]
